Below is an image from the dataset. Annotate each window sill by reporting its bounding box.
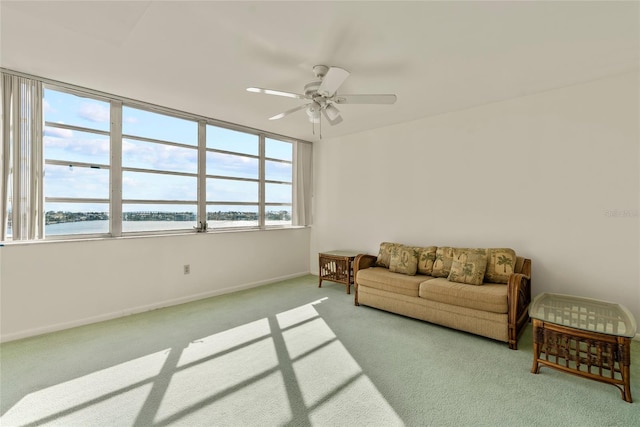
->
[0,225,310,247]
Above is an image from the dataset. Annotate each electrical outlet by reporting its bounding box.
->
[183,264,190,275]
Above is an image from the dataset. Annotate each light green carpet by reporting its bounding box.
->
[1,275,639,426]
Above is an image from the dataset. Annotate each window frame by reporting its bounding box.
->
[264,138,293,228]
[43,85,113,239]
[205,123,261,231]
[120,103,199,235]
[19,76,303,241]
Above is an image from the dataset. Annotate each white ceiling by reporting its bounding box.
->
[1,1,638,143]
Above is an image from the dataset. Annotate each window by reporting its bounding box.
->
[1,70,304,241]
[43,88,111,236]
[206,125,259,229]
[265,138,293,226]
[122,106,198,233]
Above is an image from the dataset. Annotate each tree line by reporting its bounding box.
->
[44,210,291,224]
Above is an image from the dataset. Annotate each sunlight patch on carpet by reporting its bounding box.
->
[1,298,402,426]
[278,300,403,425]
[176,318,272,368]
[0,350,168,426]
[276,297,328,330]
[153,325,287,425]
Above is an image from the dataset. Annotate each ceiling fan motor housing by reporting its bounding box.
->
[304,81,322,96]
[312,65,329,78]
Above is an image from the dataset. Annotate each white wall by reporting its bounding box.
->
[311,71,640,324]
[2,72,638,342]
[0,228,310,342]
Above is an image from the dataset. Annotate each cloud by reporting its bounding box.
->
[44,127,109,163]
[207,152,258,178]
[122,172,197,200]
[78,103,109,123]
[124,116,139,124]
[44,165,109,198]
[44,126,73,138]
[43,99,54,114]
[122,139,136,153]
[122,139,197,173]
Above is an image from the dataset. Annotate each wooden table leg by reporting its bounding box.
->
[531,319,542,374]
[619,337,633,403]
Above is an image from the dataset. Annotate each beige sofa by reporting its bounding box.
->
[354,243,532,349]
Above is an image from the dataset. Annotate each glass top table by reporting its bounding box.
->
[319,250,360,257]
[529,292,636,402]
[529,292,637,338]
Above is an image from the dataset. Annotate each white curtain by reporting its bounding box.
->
[0,72,44,241]
[292,141,313,226]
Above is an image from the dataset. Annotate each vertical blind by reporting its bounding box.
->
[293,141,313,226]
[1,74,44,240]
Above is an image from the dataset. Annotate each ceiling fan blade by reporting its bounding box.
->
[333,94,397,104]
[322,104,343,126]
[268,103,310,120]
[247,87,307,100]
[317,67,350,97]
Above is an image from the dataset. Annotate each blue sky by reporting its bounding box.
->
[43,88,292,213]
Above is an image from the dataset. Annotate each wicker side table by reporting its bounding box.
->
[318,250,359,294]
[529,293,637,403]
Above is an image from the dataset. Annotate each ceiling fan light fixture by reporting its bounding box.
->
[322,104,343,126]
[306,106,321,123]
[325,104,340,121]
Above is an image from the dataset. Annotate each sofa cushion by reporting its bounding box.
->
[448,250,488,286]
[417,246,437,275]
[431,247,455,277]
[357,286,509,342]
[485,248,517,284]
[389,245,419,275]
[357,267,431,297]
[376,242,400,268]
[418,277,508,314]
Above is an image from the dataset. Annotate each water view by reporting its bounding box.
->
[44,220,290,235]
[6,210,292,237]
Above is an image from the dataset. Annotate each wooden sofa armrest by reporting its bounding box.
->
[354,254,377,306]
[507,258,532,350]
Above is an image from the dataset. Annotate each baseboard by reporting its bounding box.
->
[0,271,310,343]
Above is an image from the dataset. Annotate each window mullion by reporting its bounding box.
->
[197,120,206,230]
[259,134,265,229]
[46,159,110,169]
[110,100,123,237]
[45,121,110,137]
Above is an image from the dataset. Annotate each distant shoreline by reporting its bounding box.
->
[42,219,291,236]
[20,210,292,226]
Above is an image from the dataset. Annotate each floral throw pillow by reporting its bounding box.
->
[389,245,419,276]
[448,250,488,286]
[417,246,437,275]
[431,247,456,278]
[376,242,400,268]
[485,248,517,284]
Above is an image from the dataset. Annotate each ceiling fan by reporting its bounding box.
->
[247,65,397,130]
